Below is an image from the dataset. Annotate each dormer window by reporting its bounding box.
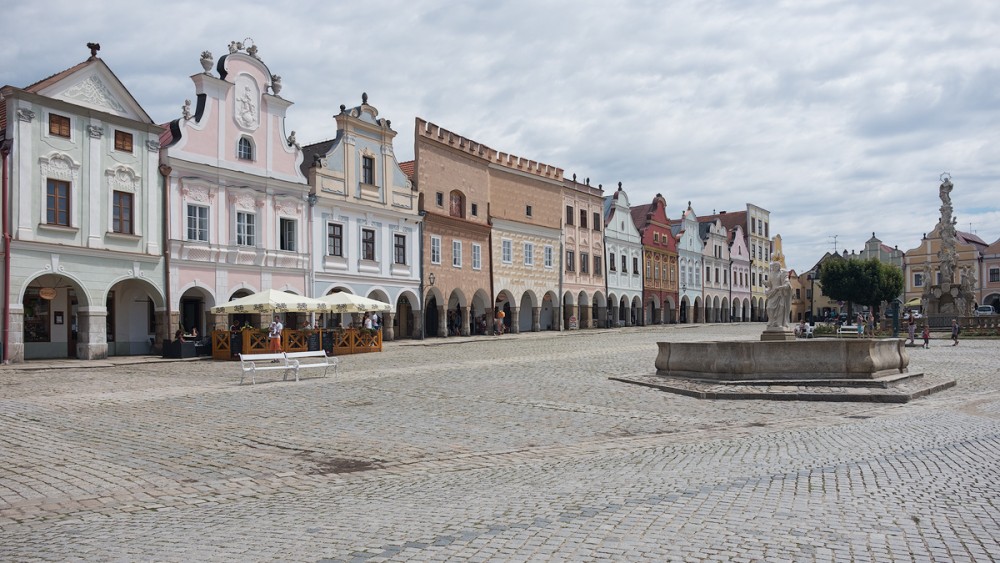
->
[237,136,254,161]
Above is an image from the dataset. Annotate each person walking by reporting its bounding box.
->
[951,318,960,346]
[906,317,916,345]
[268,316,283,358]
[922,324,930,349]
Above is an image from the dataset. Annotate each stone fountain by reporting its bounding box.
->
[613,261,956,402]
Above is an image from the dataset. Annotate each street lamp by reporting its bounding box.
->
[808,272,815,326]
[428,272,435,286]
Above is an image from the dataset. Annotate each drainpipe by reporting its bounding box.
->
[1,137,12,363]
[558,238,563,330]
[159,164,172,350]
[418,210,425,339]
[487,204,495,330]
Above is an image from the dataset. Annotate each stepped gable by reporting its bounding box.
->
[415,117,563,182]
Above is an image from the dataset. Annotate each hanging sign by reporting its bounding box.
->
[38,288,57,300]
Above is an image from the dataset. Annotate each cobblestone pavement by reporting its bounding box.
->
[1,324,999,562]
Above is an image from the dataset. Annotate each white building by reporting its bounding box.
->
[603,183,643,326]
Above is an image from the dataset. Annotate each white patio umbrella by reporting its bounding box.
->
[210,289,329,314]
[317,292,392,314]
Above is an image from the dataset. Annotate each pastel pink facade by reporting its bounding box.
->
[160,43,309,335]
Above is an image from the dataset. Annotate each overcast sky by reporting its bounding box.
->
[3,0,998,273]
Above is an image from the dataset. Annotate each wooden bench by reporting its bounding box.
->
[284,350,337,379]
[239,352,296,385]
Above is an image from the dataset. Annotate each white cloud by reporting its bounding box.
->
[2,0,998,272]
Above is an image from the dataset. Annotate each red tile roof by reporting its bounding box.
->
[24,58,94,93]
[399,160,414,181]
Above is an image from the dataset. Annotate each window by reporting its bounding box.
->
[449,191,464,218]
[236,211,255,246]
[46,179,70,226]
[279,218,297,251]
[594,255,602,276]
[621,254,628,274]
[751,245,756,259]
[566,206,574,225]
[431,236,441,264]
[593,212,601,231]
[610,253,617,271]
[913,273,923,287]
[706,265,711,282]
[566,250,575,272]
[580,209,588,229]
[452,240,462,267]
[502,239,512,263]
[362,228,375,261]
[49,114,70,138]
[362,155,375,185]
[806,289,812,299]
[114,130,133,152]
[112,191,133,234]
[751,272,756,286]
[990,268,1000,283]
[544,245,553,268]
[471,203,478,216]
[435,192,444,206]
[394,234,406,264]
[581,252,589,274]
[653,233,659,243]
[237,137,253,160]
[795,288,801,299]
[655,264,660,280]
[327,223,343,256]
[187,205,209,241]
[524,242,534,266]
[633,257,639,275]
[715,268,720,284]
[472,243,482,270]
[765,222,769,237]
[525,204,532,217]
[647,259,652,278]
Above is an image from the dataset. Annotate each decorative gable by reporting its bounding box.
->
[33,60,152,123]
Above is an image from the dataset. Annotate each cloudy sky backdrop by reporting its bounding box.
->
[3,0,998,273]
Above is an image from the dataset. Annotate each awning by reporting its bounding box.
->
[904,297,921,307]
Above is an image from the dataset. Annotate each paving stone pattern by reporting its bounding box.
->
[1,325,999,561]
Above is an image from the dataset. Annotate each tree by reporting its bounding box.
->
[819,258,904,319]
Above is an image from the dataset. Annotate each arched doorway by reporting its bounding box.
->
[562,291,576,330]
[107,278,167,356]
[20,274,86,360]
[424,294,440,338]
[395,295,415,339]
[518,291,535,333]
[471,289,491,335]
[540,292,556,331]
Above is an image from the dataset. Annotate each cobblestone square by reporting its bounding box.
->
[1,324,999,561]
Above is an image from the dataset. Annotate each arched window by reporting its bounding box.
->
[449,190,465,218]
[237,137,253,161]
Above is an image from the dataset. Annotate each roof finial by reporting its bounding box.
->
[362,92,368,104]
[87,42,101,59]
[618,181,622,191]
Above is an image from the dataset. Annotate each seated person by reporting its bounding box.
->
[174,329,185,342]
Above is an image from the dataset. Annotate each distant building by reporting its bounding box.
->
[604,184,643,326]
[631,193,678,325]
[562,175,606,329]
[672,202,704,323]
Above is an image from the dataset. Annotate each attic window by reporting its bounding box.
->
[237,136,253,161]
[49,114,70,138]
[114,130,133,152]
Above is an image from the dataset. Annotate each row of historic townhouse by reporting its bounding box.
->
[0,42,781,362]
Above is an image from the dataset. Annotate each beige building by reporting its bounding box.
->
[489,154,563,333]
[561,176,606,329]
[903,228,988,314]
[413,119,494,338]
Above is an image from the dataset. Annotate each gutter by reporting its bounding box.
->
[1,138,11,363]
[158,164,172,351]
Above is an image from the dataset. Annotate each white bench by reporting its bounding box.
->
[837,325,861,337]
[284,350,337,379]
[239,352,296,385]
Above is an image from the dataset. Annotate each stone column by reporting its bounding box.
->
[596,306,607,328]
[78,307,108,360]
[383,312,395,341]
[553,306,561,330]
[8,308,24,363]
[437,305,447,337]
[610,304,619,327]
[154,309,170,354]
[581,304,591,328]
[460,307,470,336]
[412,309,423,339]
[509,306,519,334]
[531,307,541,332]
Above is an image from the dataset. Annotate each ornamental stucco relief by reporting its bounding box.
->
[63,75,126,113]
[106,165,139,192]
[39,153,80,181]
[233,75,260,131]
